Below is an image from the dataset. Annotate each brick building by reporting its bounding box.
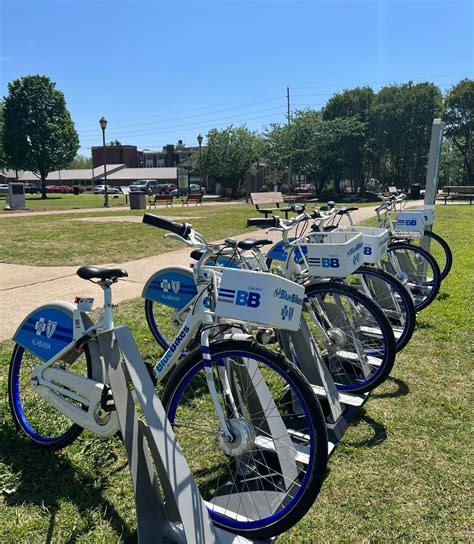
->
[92,145,143,168]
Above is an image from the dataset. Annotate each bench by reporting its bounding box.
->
[181,193,203,206]
[250,192,293,218]
[148,194,174,208]
[438,186,474,205]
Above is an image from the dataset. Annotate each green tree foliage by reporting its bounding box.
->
[108,140,122,146]
[2,75,79,198]
[68,154,92,169]
[188,126,263,195]
[443,79,473,184]
[370,82,443,190]
[264,110,366,195]
[0,100,6,170]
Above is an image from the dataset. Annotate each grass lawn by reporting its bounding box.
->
[0,192,131,212]
[0,205,472,542]
[0,203,256,266]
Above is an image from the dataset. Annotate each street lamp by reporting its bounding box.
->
[197,133,204,191]
[99,116,110,207]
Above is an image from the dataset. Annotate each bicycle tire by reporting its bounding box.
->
[8,343,92,450]
[303,281,397,393]
[346,265,417,352]
[422,230,453,281]
[161,339,328,540]
[384,242,441,311]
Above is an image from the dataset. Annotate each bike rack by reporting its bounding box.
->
[280,322,369,456]
[98,326,272,544]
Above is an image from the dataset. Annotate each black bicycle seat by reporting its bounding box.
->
[237,238,273,250]
[76,266,128,281]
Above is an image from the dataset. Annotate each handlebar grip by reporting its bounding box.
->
[142,213,191,238]
[247,216,280,228]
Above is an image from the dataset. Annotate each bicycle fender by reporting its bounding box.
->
[13,302,82,363]
[142,266,197,309]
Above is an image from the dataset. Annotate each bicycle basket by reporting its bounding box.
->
[215,269,304,331]
[296,231,364,278]
[334,226,389,264]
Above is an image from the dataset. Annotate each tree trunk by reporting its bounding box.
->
[40,171,48,199]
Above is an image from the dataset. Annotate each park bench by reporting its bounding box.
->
[438,186,474,205]
[181,193,203,206]
[250,192,293,218]
[148,194,174,208]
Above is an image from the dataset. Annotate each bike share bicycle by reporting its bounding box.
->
[8,228,328,540]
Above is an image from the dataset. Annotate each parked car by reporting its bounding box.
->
[46,185,62,193]
[129,179,176,195]
[296,183,316,194]
[0,184,9,194]
[24,183,41,194]
[93,185,120,194]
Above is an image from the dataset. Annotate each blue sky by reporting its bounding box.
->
[1,0,473,155]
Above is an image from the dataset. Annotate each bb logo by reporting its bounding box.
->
[309,257,340,268]
[235,290,261,308]
[218,288,261,308]
[364,247,372,255]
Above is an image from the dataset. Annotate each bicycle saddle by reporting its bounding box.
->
[76,266,129,281]
[237,238,273,250]
[190,249,206,261]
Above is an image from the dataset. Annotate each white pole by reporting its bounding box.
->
[424,119,445,207]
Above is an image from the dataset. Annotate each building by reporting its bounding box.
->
[91,145,142,169]
[142,141,198,168]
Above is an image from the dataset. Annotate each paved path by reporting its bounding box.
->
[0,204,390,342]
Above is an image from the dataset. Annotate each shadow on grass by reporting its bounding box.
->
[340,408,387,449]
[371,376,409,399]
[436,291,450,301]
[0,423,135,543]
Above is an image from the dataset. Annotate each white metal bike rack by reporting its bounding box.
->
[98,326,272,544]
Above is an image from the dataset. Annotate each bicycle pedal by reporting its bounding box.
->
[100,385,115,412]
[145,362,158,387]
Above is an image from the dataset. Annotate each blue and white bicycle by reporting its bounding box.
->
[8,215,328,540]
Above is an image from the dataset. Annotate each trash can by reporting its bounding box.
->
[130,191,146,210]
[73,186,80,195]
[410,183,421,199]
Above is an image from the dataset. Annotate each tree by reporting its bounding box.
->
[68,154,92,169]
[443,79,474,184]
[264,110,366,195]
[369,82,443,190]
[108,140,122,146]
[2,75,79,198]
[187,126,263,195]
[0,101,6,170]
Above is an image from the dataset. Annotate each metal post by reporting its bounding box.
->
[99,116,110,208]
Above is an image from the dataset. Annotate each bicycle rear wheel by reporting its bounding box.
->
[8,343,92,450]
[161,339,328,540]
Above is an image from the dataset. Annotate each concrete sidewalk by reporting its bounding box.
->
[0,205,383,342]
[0,198,244,219]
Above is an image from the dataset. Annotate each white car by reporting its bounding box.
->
[93,185,120,194]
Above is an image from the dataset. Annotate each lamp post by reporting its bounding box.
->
[197,133,204,192]
[99,116,110,207]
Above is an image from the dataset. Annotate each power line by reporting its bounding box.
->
[78,106,285,143]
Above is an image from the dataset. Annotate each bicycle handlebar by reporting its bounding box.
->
[247,216,280,228]
[142,213,192,239]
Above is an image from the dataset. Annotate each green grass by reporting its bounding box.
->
[0,192,131,212]
[0,203,257,266]
[0,206,472,542]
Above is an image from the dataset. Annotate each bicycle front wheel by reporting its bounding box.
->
[346,265,417,352]
[413,230,453,281]
[161,339,328,541]
[304,281,396,393]
[8,343,92,450]
[383,242,441,311]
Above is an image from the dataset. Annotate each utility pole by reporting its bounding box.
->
[286,86,291,126]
